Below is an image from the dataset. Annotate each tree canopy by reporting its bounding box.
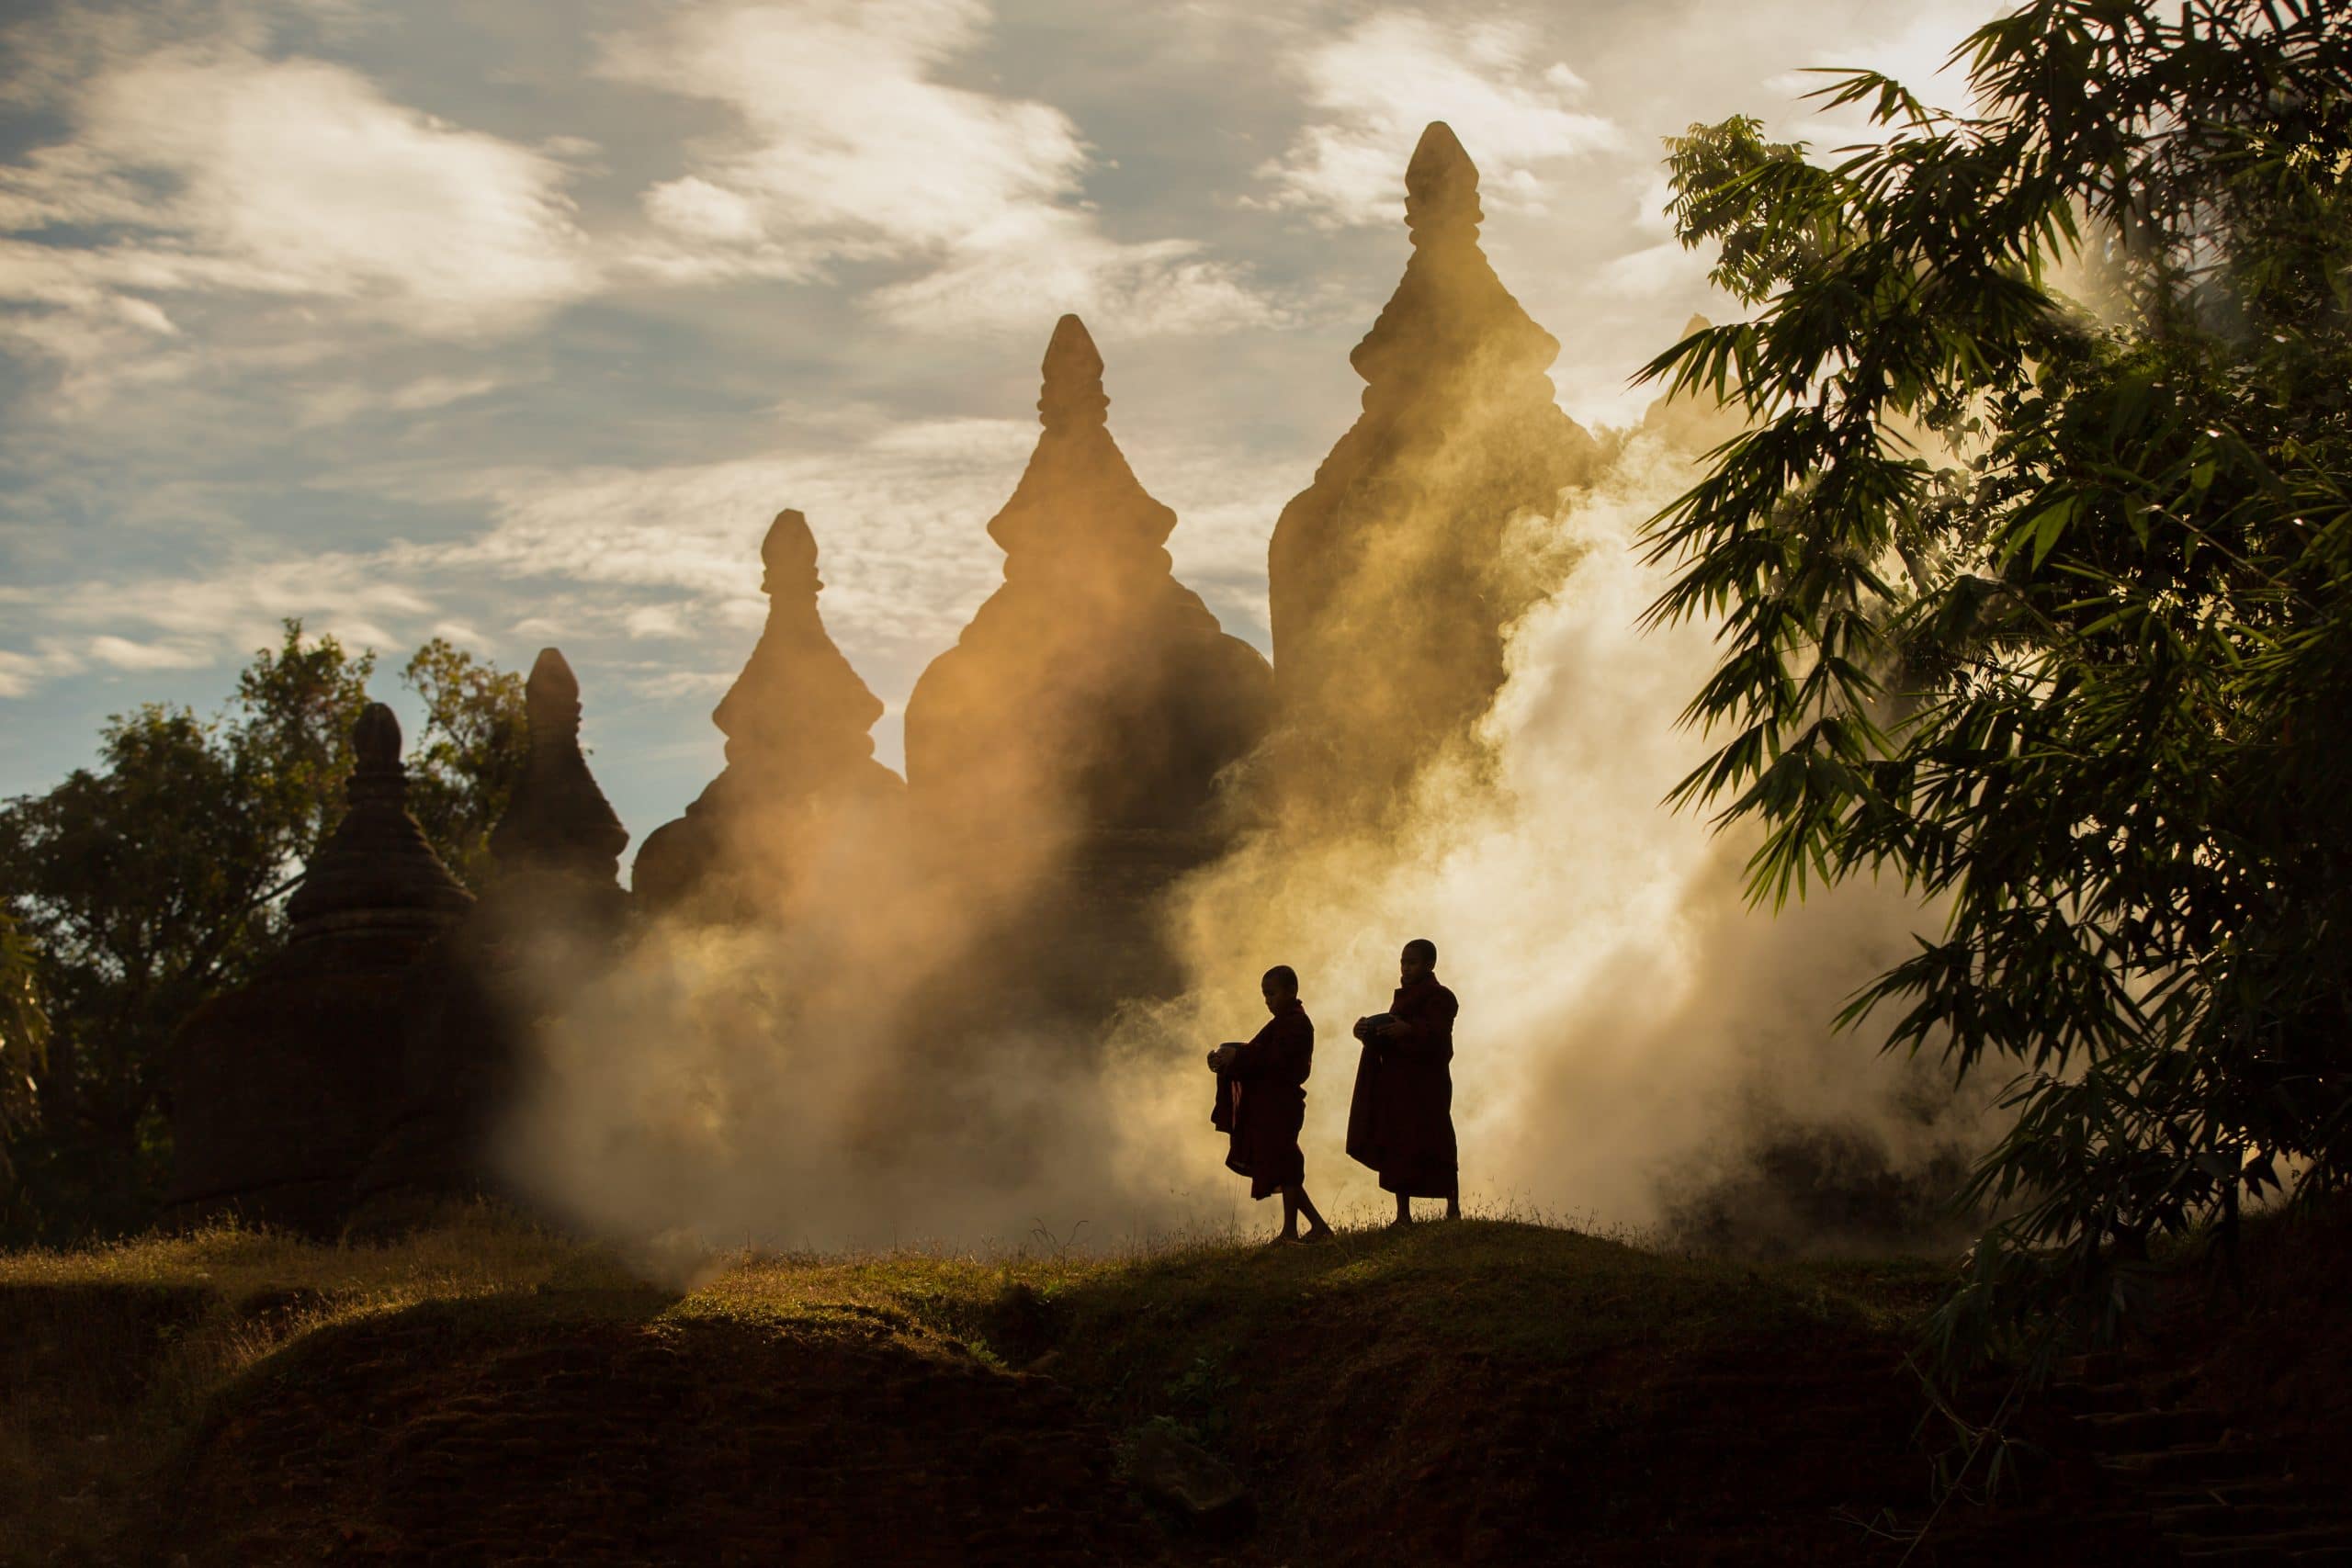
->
[1645,0,2352,1369]
[0,623,522,1243]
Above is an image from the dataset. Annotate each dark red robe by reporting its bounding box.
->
[1345,975,1458,1198]
[1216,1001,1313,1201]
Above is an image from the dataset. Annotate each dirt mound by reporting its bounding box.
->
[162,1297,1159,1566]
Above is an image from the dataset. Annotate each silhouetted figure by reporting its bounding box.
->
[634,508,904,917]
[1348,938,1460,1224]
[1209,964,1333,1244]
[1267,122,1602,827]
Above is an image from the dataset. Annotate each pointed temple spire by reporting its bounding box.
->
[1404,119,1481,236]
[985,313,1178,577]
[904,314,1271,841]
[632,508,902,914]
[1267,123,1603,826]
[172,701,472,1235]
[1037,312,1110,433]
[486,649,628,885]
[286,703,472,942]
[902,314,1275,1007]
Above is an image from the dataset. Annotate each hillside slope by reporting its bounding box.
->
[3,1216,2165,1565]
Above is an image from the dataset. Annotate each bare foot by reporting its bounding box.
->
[1301,1225,1336,1246]
[1265,1233,1302,1247]
[1385,1216,1412,1230]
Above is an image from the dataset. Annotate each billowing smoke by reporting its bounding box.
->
[496,425,1989,1269]
[1136,435,1985,1242]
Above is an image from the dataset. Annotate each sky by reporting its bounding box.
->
[0,0,2002,863]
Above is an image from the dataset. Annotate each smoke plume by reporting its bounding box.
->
[496,426,1988,1269]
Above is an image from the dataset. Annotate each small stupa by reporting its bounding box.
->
[902,314,1273,1006]
[486,649,629,885]
[169,703,472,1235]
[904,314,1272,846]
[633,509,904,915]
[1267,122,1603,825]
[356,650,629,1226]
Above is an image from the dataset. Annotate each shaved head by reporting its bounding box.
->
[1403,938,1436,966]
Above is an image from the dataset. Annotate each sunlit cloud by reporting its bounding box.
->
[598,0,1281,334]
[0,34,596,390]
[1254,11,1623,228]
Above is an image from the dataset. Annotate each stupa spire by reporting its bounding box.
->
[486,649,628,884]
[631,507,901,914]
[987,316,1175,568]
[1267,124,1603,826]
[286,703,471,942]
[1404,120,1482,239]
[1038,313,1110,433]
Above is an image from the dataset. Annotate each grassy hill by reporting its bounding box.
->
[1,1214,2165,1565]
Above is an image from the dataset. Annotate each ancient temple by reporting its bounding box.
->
[169,703,472,1235]
[486,649,632,886]
[1267,121,1603,825]
[633,509,903,916]
[905,314,1272,846]
[902,316,1273,998]
[355,649,629,1227]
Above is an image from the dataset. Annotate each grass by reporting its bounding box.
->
[2,1210,1959,1565]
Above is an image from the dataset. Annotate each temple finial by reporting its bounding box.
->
[1405,120,1481,238]
[1039,313,1109,432]
[759,508,820,597]
[526,649,581,738]
[353,702,401,774]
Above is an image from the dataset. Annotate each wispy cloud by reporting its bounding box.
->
[1254,11,1623,228]
[598,0,1282,334]
[0,25,596,392]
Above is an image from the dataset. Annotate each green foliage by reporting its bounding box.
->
[1645,0,2352,1372]
[399,638,526,889]
[0,623,522,1244]
[0,910,48,1176]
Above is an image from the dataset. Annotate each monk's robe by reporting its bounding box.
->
[1345,974,1458,1197]
[1219,1000,1314,1201]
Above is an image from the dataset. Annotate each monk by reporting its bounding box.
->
[1347,938,1461,1225]
[1206,965,1334,1245]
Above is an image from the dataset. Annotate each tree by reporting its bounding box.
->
[0,622,524,1243]
[1643,0,2352,1372]
[0,910,48,1198]
[401,637,527,890]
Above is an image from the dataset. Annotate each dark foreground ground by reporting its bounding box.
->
[3,1213,2344,1566]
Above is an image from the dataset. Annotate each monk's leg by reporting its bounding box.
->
[1445,1177,1461,1221]
[1290,1186,1334,1241]
[1391,1190,1411,1227]
[1278,1189,1301,1241]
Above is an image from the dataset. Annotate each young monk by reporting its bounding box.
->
[1207,964,1334,1245]
[1346,938,1461,1225]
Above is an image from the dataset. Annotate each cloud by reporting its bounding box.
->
[0,550,439,697]
[598,0,1280,334]
[1255,11,1624,228]
[0,21,596,389]
[85,635,216,672]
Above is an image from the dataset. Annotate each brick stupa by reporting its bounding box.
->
[1268,122,1603,825]
[633,509,904,916]
[356,649,629,1227]
[903,315,1273,1002]
[169,703,472,1235]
